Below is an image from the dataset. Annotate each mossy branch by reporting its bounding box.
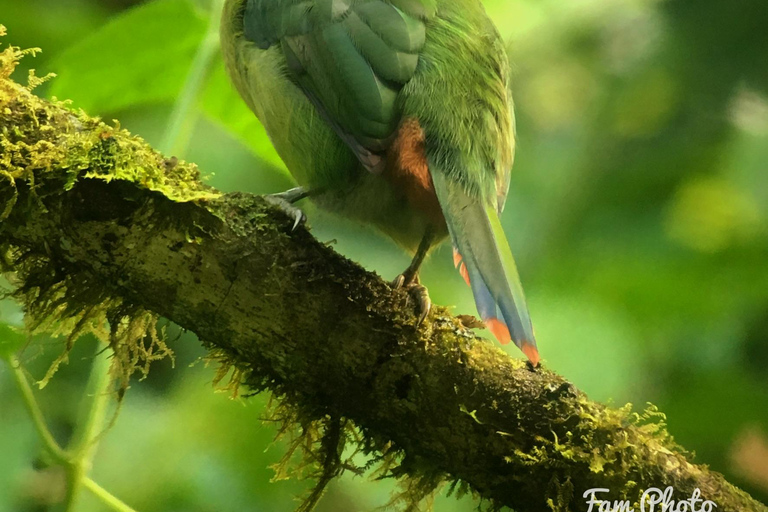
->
[1,46,766,512]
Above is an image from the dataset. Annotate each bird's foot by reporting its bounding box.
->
[392,273,431,325]
[264,187,309,231]
[456,314,485,330]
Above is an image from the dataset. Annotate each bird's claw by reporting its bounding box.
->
[411,284,431,325]
[264,195,307,232]
[392,274,431,325]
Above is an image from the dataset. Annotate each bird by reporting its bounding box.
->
[220,0,539,366]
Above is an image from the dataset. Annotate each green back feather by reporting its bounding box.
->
[243,0,433,154]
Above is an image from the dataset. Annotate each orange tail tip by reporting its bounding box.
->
[453,248,462,268]
[486,318,512,345]
[453,249,471,286]
[459,263,470,286]
[521,342,540,367]
[486,318,540,366]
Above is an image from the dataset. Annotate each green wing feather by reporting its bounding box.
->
[242,0,434,169]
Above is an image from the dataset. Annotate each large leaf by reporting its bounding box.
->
[48,0,207,113]
[200,59,286,171]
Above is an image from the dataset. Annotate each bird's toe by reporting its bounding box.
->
[264,195,307,232]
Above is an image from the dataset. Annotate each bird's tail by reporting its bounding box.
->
[431,170,539,365]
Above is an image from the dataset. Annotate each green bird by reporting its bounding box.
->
[221,0,539,365]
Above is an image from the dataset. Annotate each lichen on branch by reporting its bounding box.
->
[1,30,766,512]
[1,31,212,388]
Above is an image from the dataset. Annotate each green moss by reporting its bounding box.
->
[0,33,188,390]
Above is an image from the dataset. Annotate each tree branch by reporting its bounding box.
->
[1,56,765,512]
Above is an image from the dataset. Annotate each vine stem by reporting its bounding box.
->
[82,477,139,512]
[8,354,70,464]
[62,342,115,511]
[160,0,225,157]
[7,340,135,512]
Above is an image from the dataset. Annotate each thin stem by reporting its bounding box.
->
[63,342,114,512]
[82,477,138,512]
[7,355,70,464]
[8,344,130,512]
[160,0,224,157]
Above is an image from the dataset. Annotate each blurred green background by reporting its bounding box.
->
[1,0,768,510]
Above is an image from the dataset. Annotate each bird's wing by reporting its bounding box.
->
[241,0,436,172]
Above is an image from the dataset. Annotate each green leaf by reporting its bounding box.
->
[200,59,287,171]
[0,322,25,361]
[47,0,207,113]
